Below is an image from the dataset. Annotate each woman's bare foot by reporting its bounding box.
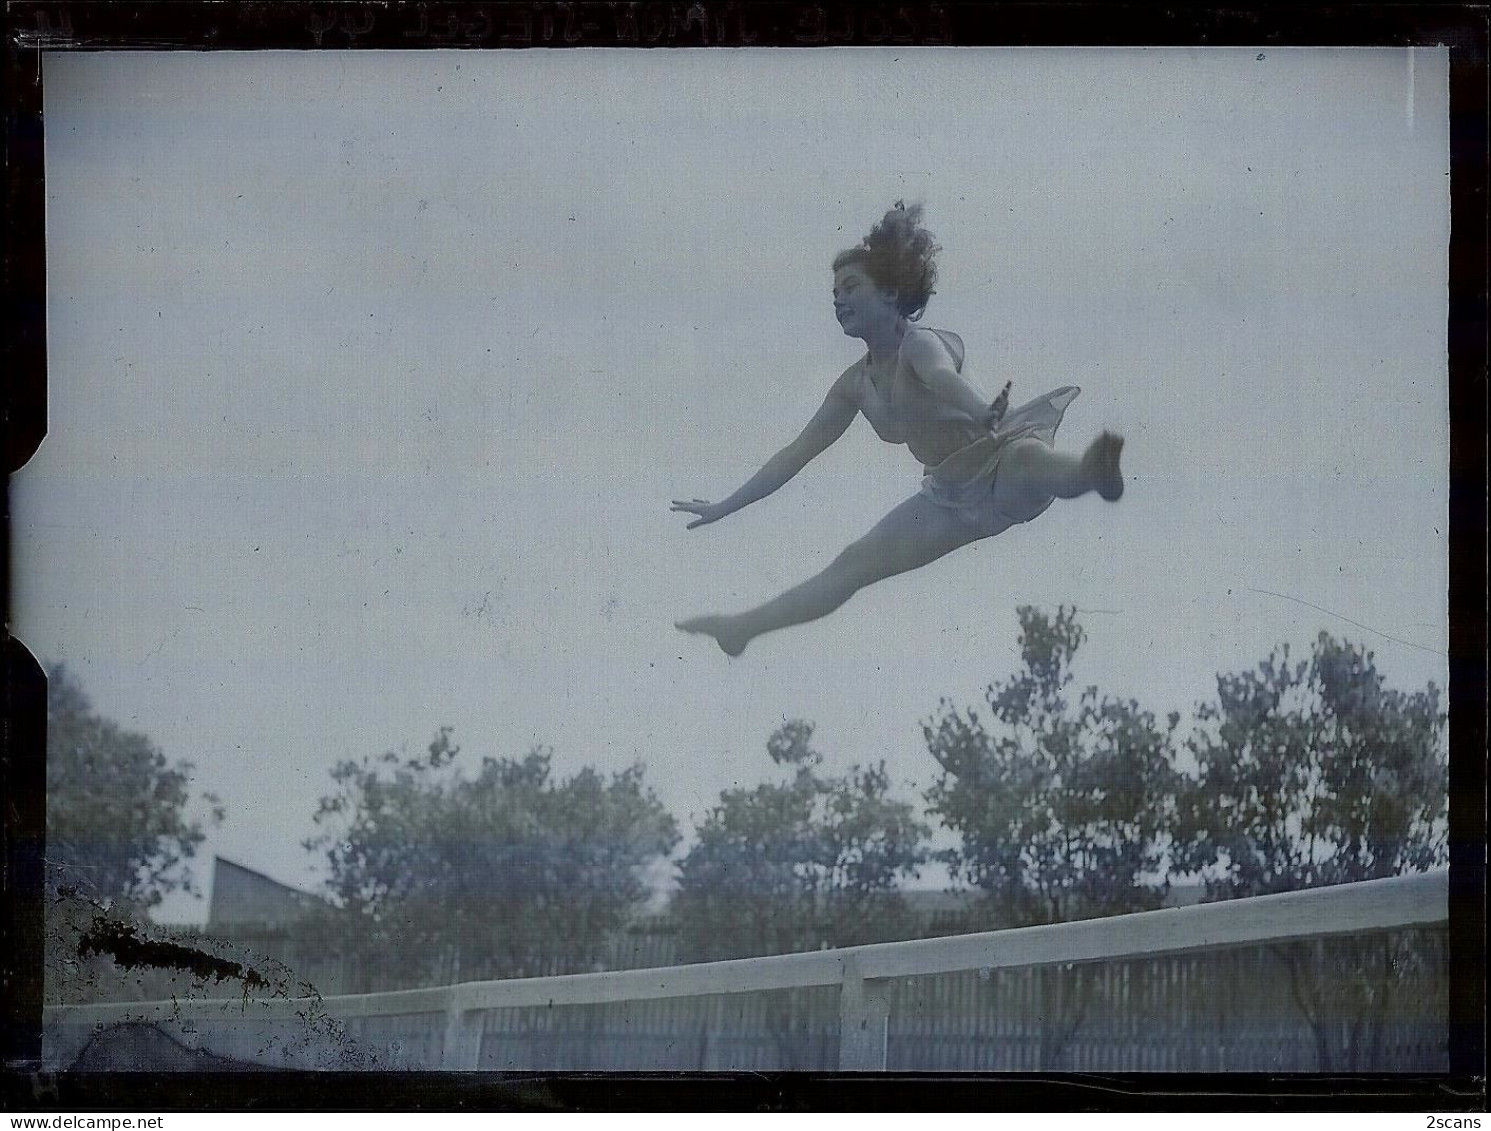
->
[676,614,749,657]
[1082,431,1125,502]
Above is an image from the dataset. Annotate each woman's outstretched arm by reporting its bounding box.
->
[673,369,859,529]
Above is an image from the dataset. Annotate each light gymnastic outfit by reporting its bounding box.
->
[852,328,1079,538]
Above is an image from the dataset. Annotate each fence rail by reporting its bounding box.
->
[45,871,1449,1071]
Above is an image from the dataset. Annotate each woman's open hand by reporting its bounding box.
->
[671,498,726,529]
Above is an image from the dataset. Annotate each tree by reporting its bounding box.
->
[306,728,679,988]
[670,721,930,1069]
[672,720,931,962]
[45,664,222,911]
[924,606,1183,929]
[1173,632,1449,1070]
[921,607,1184,1067]
[1175,632,1448,894]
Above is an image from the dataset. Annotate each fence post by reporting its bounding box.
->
[838,955,891,1071]
[442,986,483,1070]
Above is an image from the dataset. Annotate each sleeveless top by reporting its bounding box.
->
[853,327,1080,476]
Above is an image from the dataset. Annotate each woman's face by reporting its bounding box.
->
[832,265,900,339]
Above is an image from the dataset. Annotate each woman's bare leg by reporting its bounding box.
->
[677,493,978,656]
[993,431,1124,517]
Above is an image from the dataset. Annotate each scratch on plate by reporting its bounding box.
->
[1244,588,1445,656]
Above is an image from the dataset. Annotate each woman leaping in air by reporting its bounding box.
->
[673,202,1123,657]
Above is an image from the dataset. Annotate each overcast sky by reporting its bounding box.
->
[18,47,1449,923]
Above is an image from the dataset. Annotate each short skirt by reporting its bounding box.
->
[919,386,1081,537]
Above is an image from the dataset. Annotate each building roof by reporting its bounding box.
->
[207,857,328,931]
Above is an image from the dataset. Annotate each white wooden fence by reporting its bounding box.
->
[45,871,1449,1071]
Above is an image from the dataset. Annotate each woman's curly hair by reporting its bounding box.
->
[832,201,941,321]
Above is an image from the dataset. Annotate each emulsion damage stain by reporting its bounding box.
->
[76,917,272,992]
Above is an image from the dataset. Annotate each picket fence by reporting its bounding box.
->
[44,871,1450,1073]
